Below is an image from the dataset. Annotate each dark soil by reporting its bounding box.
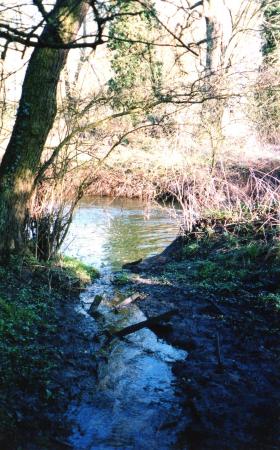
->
[1,298,99,450]
[124,237,280,450]
[0,262,99,450]
[2,237,279,449]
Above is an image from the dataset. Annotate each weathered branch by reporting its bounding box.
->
[34,107,145,186]
[190,1,203,10]
[109,309,178,340]
[114,292,142,310]
[32,0,49,22]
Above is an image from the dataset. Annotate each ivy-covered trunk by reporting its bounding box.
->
[0,0,88,261]
[202,0,232,171]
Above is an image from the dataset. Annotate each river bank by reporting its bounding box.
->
[0,256,99,449]
[122,232,280,449]
[83,144,280,202]
[1,198,279,449]
[1,198,180,449]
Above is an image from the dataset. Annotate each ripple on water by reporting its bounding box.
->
[64,197,179,270]
[65,198,187,449]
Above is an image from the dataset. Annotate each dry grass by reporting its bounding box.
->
[83,132,280,236]
[160,167,280,236]
[26,124,280,258]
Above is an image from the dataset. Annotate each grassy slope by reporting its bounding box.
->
[162,233,280,303]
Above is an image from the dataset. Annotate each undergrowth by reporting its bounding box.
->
[161,229,280,306]
[0,254,98,447]
[57,255,99,285]
[112,271,131,285]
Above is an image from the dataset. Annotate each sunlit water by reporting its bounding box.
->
[64,197,179,270]
[64,197,188,449]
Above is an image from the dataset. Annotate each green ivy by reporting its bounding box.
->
[107,0,163,109]
[262,1,280,58]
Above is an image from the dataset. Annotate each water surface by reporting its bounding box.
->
[64,197,187,449]
[65,196,179,270]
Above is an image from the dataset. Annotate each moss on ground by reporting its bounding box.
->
[159,232,280,305]
[0,254,98,447]
[112,271,131,286]
[52,256,99,288]
[56,255,99,286]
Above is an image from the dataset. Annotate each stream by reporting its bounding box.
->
[64,197,188,449]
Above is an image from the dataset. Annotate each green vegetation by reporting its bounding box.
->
[112,271,131,286]
[258,292,280,311]
[0,255,98,446]
[262,0,280,57]
[255,1,280,143]
[108,2,162,109]
[160,231,280,301]
[58,255,99,285]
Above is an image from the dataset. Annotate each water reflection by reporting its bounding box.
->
[64,197,179,270]
[64,197,187,449]
[69,301,187,450]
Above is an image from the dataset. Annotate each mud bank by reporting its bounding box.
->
[124,236,280,449]
[2,232,279,449]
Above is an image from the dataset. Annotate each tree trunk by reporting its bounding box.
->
[203,0,232,73]
[0,0,89,261]
[202,0,232,171]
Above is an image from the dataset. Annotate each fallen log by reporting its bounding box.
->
[114,292,142,310]
[110,309,179,340]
